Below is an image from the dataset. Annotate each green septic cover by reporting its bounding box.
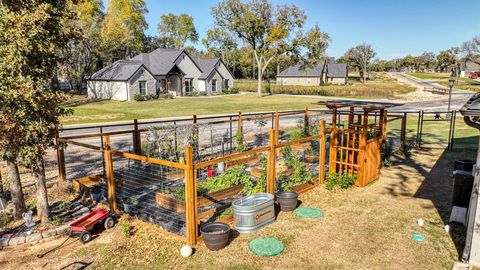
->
[248,237,284,257]
[294,207,324,218]
[412,233,425,242]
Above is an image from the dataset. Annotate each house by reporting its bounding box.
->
[460,59,480,78]
[276,62,348,86]
[87,48,235,101]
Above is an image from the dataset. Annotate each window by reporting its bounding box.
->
[211,79,217,92]
[224,79,229,89]
[185,79,193,93]
[139,81,146,95]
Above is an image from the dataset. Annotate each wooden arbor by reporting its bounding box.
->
[323,100,398,187]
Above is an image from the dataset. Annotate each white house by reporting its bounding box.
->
[87,48,235,101]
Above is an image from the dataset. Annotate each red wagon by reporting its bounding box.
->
[69,208,115,243]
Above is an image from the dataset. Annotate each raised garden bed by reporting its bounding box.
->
[304,154,319,163]
[292,144,311,153]
[226,155,260,167]
[155,184,244,213]
[164,171,185,181]
[292,182,317,194]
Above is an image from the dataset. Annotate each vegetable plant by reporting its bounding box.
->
[326,173,357,190]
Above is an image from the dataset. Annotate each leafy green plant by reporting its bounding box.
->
[119,220,133,237]
[381,138,394,167]
[326,173,356,190]
[173,185,185,201]
[49,215,62,226]
[218,206,233,218]
[304,148,317,156]
[58,201,70,212]
[278,154,315,192]
[289,129,306,141]
[235,131,247,152]
[25,199,35,211]
[198,166,256,195]
[0,212,10,230]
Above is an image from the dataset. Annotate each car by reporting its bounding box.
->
[469,72,478,79]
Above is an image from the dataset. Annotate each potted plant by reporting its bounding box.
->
[200,222,231,250]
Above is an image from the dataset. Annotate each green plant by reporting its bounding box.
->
[304,148,317,156]
[25,199,35,211]
[399,140,415,158]
[218,206,233,218]
[289,129,306,141]
[229,87,240,94]
[119,220,133,237]
[367,130,376,140]
[49,215,62,226]
[381,138,394,167]
[198,166,256,195]
[326,173,356,190]
[134,93,147,101]
[235,131,247,152]
[173,185,185,201]
[58,201,70,212]
[278,154,315,192]
[0,212,10,230]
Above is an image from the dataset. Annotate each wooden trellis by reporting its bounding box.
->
[324,100,397,187]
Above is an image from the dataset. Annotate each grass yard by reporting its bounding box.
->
[62,93,327,125]
[234,73,415,99]
[410,72,480,92]
[2,147,473,269]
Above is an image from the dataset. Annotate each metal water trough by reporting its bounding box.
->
[232,193,275,233]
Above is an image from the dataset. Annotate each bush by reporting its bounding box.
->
[326,173,356,190]
[134,93,174,101]
[134,93,147,101]
[229,87,240,94]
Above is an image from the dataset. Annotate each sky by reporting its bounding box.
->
[103,0,479,60]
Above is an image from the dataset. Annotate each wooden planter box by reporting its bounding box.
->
[164,171,184,181]
[251,167,264,178]
[226,155,260,167]
[292,182,316,194]
[292,144,311,153]
[304,154,319,163]
[156,184,244,213]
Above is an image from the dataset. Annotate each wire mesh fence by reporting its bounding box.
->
[112,154,187,236]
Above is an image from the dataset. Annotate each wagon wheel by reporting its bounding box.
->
[79,231,92,244]
[104,217,115,229]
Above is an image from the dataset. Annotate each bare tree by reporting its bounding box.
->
[343,43,376,83]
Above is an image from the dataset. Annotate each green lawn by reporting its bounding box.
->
[410,72,480,92]
[63,93,327,125]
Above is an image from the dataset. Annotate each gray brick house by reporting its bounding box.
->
[87,48,235,101]
[276,62,348,86]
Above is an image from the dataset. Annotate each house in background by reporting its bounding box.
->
[460,59,480,78]
[276,62,348,86]
[87,48,234,101]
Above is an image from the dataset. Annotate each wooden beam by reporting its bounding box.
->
[304,107,309,135]
[184,146,198,246]
[267,129,276,194]
[133,119,141,155]
[238,111,243,136]
[55,132,66,185]
[194,146,269,169]
[329,108,338,176]
[103,135,116,212]
[319,120,326,184]
[110,150,187,170]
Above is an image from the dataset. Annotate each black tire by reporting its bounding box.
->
[79,231,92,244]
[104,217,115,229]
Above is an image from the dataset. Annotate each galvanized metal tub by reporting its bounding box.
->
[232,193,275,233]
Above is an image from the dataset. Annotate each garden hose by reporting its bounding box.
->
[36,231,74,258]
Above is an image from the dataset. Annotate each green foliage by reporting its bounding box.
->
[184,91,207,97]
[157,13,198,48]
[0,213,10,230]
[49,215,62,226]
[134,93,173,101]
[221,87,240,95]
[326,173,356,190]
[25,200,36,211]
[198,165,260,195]
[278,146,315,191]
[289,130,307,141]
[58,201,71,212]
[235,131,247,152]
[119,220,133,237]
[173,185,185,201]
[218,206,233,218]
[381,138,394,167]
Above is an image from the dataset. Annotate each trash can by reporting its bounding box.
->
[452,170,474,208]
[454,160,475,173]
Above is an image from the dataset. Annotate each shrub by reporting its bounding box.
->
[119,220,133,237]
[229,87,240,94]
[134,93,147,101]
[158,93,174,99]
[381,138,394,167]
[326,173,356,190]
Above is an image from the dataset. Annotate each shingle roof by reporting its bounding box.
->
[277,63,324,77]
[131,48,184,75]
[90,60,144,81]
[192,57,220,79]
[327,63,348,78]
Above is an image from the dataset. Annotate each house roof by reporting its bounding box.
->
[130,48,187,75]
[327,63,348,78]
[90,60,146,81]
[277,63,348,78]
[277,63,324,77]
[192,57,220,80]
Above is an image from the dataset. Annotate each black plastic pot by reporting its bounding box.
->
[200,222,231,251]
[276,191,298,212]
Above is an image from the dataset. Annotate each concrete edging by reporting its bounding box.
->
[0,224,70,247]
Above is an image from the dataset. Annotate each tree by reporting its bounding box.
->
[101,0,147,60]
[436,50,455,72]
[212,0,329,96]
[420,52,436,71]
[343,43,376,83]
[61,0,104,91]
[157,13,198,49]
[461,36,480,65]
[0,0,75,223]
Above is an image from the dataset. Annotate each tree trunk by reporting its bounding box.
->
[5,158,25,219]
[257,62,263,97]
[33,157,49,224]
[362,68,367,83]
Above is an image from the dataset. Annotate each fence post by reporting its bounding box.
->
[55,131,66,186]
[328,108,338,176]
[267,129,277,194]
[400,112,407,147]
[304,107,309,135]
[184,146,197,246]
[133,119,141,155]
[238,111,243,136]
[319,120,326,184]
[357,109,369,187]
[103,135,116,212]
[274,111,280,144]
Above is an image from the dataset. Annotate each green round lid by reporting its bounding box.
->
[248,237,284,257]
[294,207,324,218]
[412,233,425,242]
